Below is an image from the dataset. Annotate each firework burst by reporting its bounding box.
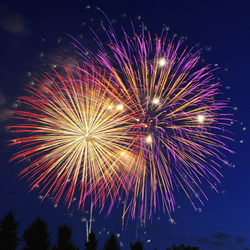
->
[9,20,233,223]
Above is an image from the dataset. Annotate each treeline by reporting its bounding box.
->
[0,210,199,250]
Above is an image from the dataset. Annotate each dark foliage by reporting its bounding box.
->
[103,233,121,250]
[0,210,203,250]
[130,240,144,250]
[0,210,20,250]
[52,224,79,250]
[22,217,51,250]
[85,232,98,250]
[166,244,199,250]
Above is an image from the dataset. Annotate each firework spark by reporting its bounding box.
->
[9,20,233,223]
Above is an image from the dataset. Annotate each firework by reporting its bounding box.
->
[9,20,233,223]
[75,23,233,221]
[9,66,145,211]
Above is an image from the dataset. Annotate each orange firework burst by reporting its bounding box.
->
[9,66,147,212]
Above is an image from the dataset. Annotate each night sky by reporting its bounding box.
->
[0,0,250,249]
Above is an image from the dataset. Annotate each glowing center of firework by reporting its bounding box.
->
[197,114,205,123]
[146,135,153,144]
[158,58,167,67]
[120,151,125,156]
[108,105,113,109]
[84,133,94,141]
[152,98,160,104]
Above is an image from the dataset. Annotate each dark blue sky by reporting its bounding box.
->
[0,0,250,249]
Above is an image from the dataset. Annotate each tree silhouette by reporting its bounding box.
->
[166,244,184,250]
[103,233,121,250]
[22,217,51,250]
[130,240,144,250]
[0,210,20,250]
[185,247,199,250]
[52,224,79,250]
[166,244,199,250]
[85,232,98,250]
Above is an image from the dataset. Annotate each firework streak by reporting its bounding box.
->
[9,22,233,223]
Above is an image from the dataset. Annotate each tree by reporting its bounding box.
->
[52,224,79,250]
[130,240,144,250]
[185,247,199,250]
[85,232,98,250]
[166,244,199,250]
[103,233,121,250]
[22,217,51,250]
[0,210,20,250]
[166,244,185,250]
